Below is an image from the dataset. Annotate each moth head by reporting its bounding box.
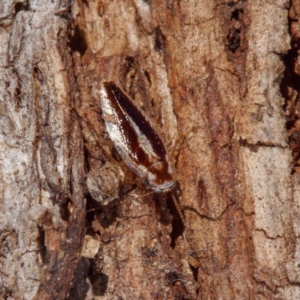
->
[144,161,176,193]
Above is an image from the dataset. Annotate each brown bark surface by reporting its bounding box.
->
[1,0,299,299]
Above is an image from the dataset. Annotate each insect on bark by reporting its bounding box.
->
[100,81,184,220]
[100,81,176,192]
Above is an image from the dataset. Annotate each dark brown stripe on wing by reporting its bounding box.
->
[104,81,167,161]
[103,82,151,168]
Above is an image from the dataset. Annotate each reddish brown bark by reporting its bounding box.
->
[1,0,299,299]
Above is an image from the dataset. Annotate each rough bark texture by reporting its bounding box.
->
[1,0,300,299]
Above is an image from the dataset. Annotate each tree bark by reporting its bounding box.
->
[1,0,299,299]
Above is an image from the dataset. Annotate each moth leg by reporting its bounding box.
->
[126,179,154,200]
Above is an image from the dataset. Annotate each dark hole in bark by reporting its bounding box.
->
[144,70,152,86]
[85,167,123,233]
[189,263,198,282]
[231,9,243,20]
[124,55,135,66]
[155,27,166,52]
[33,66,44,84]
[3,288,13,298]
[227,29,240,52]
[88,261,109,296]
[99,203,119,228]
[280,47,300,110]
[13,85,22,108]
[85,193,98,235]
[15,2,28,12]
[69,26,88,56]
[83,145,90,172]
[58,195,71,221]
[91,273,109,296]
[82,0,89,6]
[37,226,47,264]
[68,257,90,300]
[197,179,207,205]
[168,194,184,249]
[280,18,300,170]
[227,9,243,53]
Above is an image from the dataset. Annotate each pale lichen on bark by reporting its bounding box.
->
[1,0,85,299]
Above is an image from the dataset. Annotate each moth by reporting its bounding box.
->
[100,81,176,193]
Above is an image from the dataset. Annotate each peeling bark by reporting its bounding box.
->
[0,0,299,299]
